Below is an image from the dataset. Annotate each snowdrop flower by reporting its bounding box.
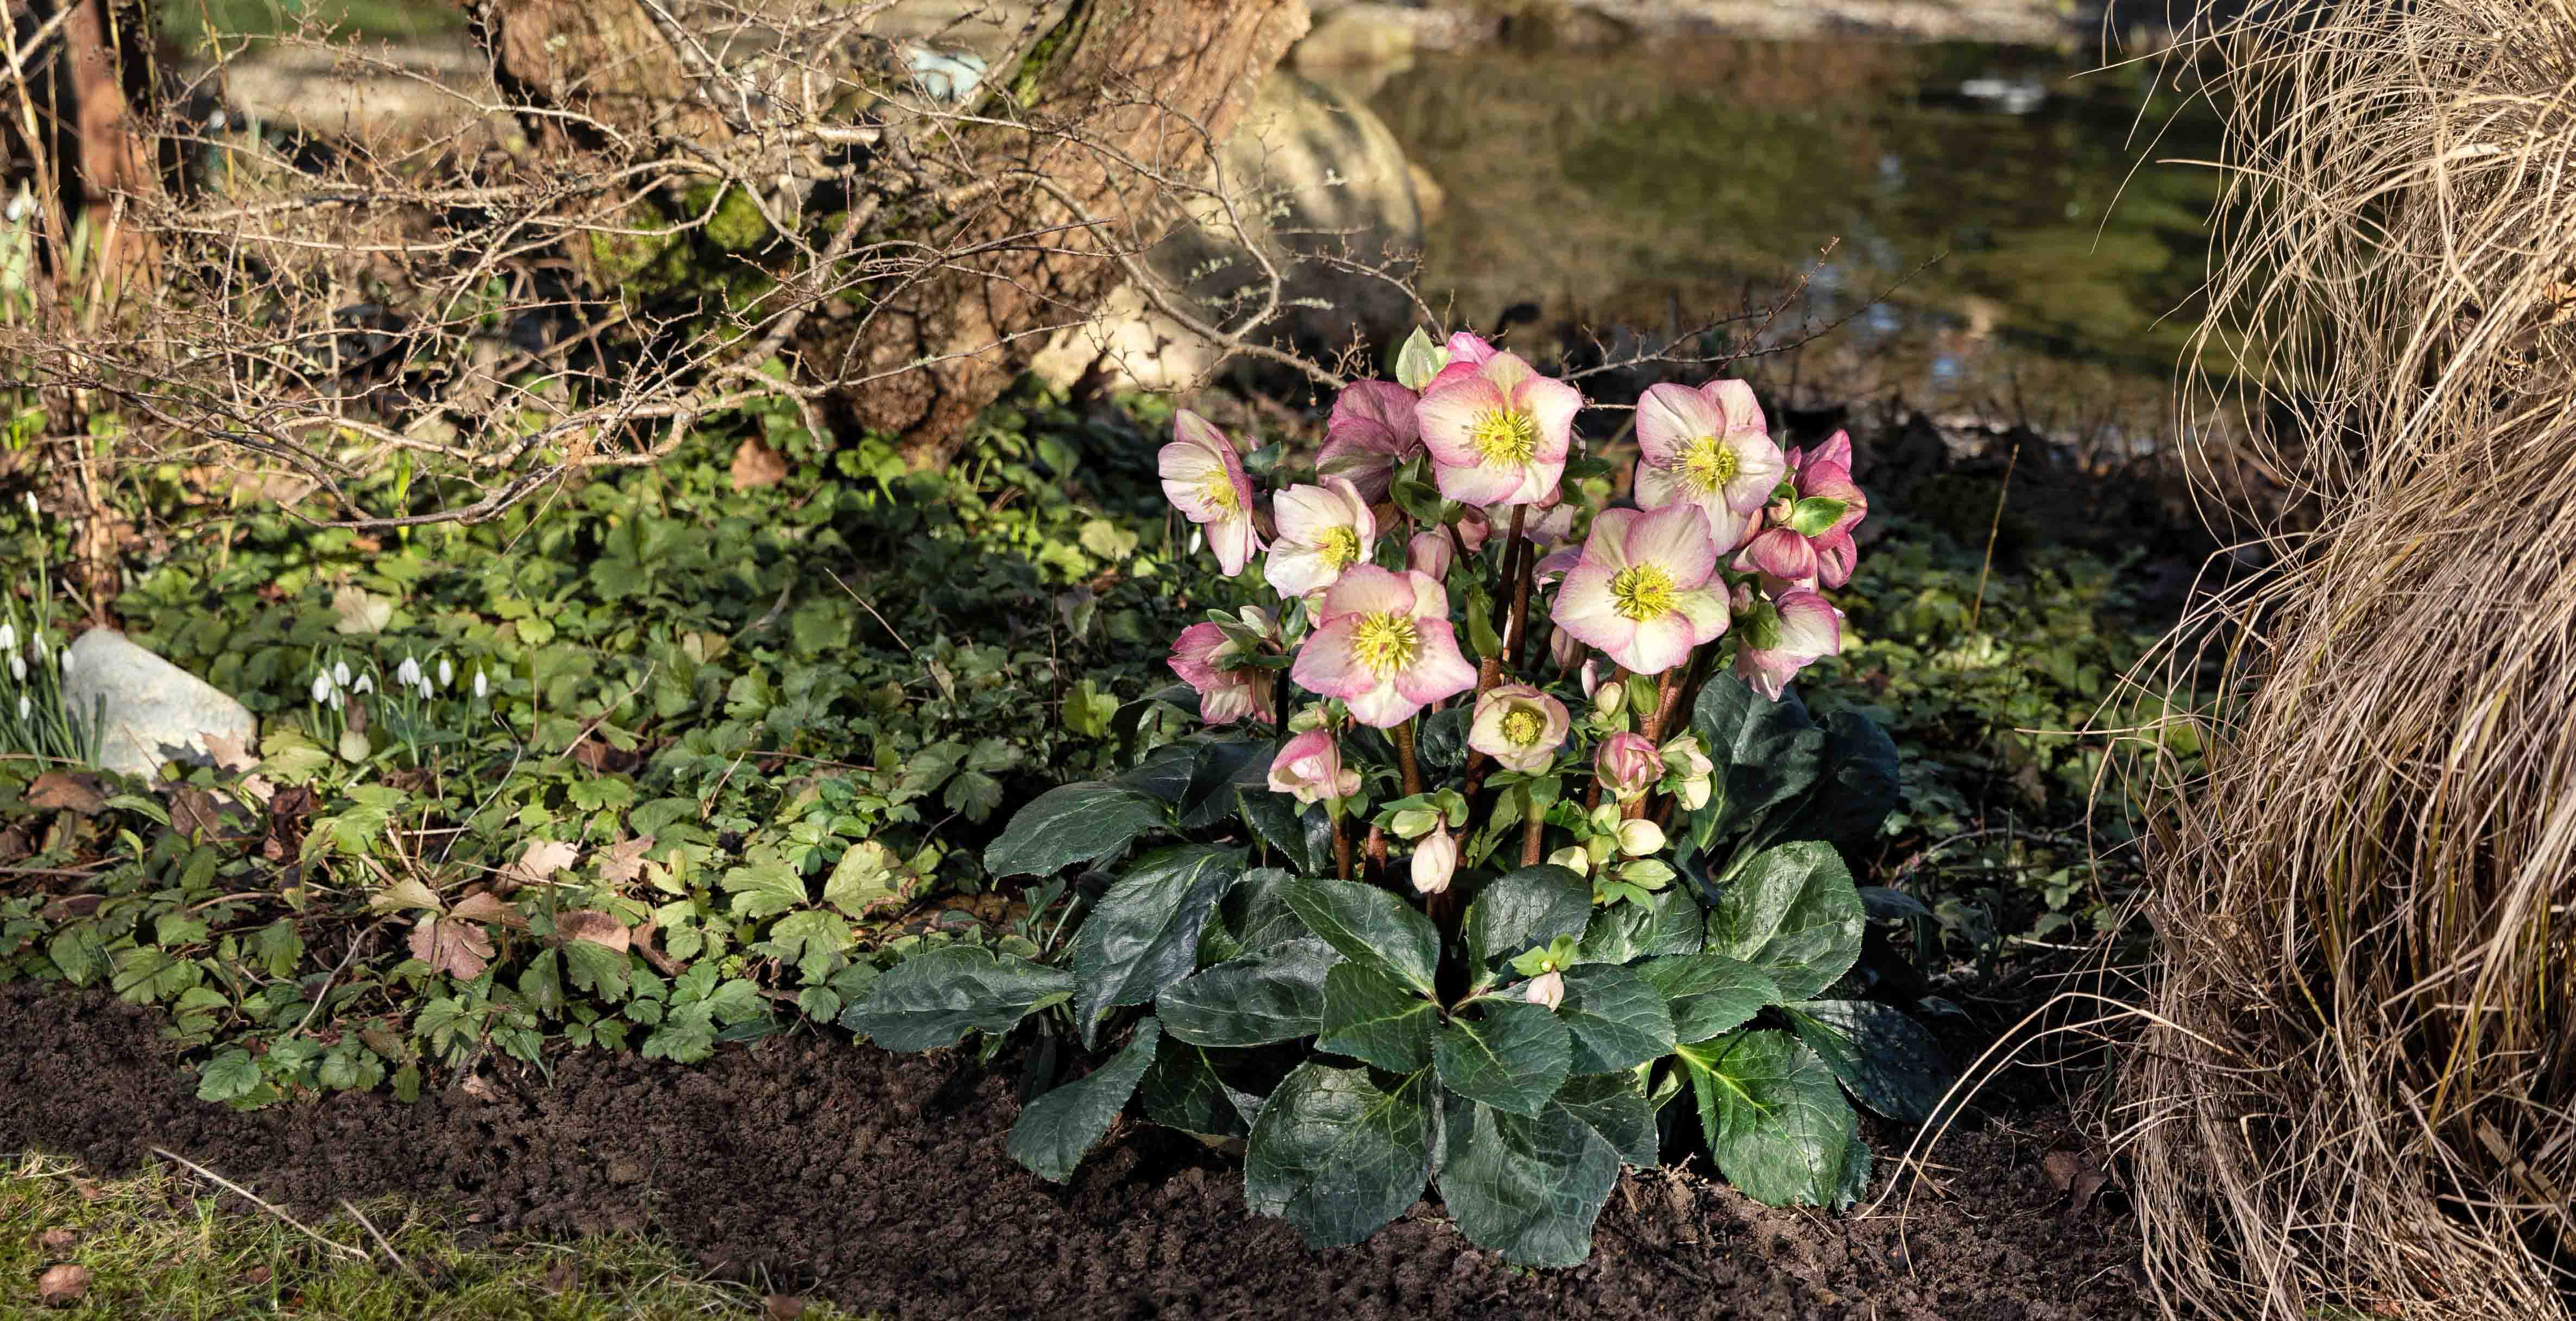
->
[14,694,27,721]
[1417,350,1582,508]
[437,656,454,689]
[418,675,434,700]
[312,671,334,703]
[473,668,489,700]
[20,492,34,519]
[332,660,351,688]
[395,656,421,688]
[1550,504,1730,675]
[1159,410,1262,577]
[1268,729,1359,806]
[1411,829,1458,896]
[7,652,21,684]
[1265,478,1376,601]
[0,622,15,653]
[1634,379,1785,549]
[1290,566,1477,728]
[58,647,72,677]
[352,672,375,695]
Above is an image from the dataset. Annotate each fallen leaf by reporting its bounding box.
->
[228,774,276,808]
[269,785,319,820]
[731,437,788,490]
[556,910,630,953]
[541,1260,578,1295]
[27,772,105,816]
[0,824,28,863]
[371,877,445,915]
[459,1072,501,1103]
[597,834,656,885]
[169,787,228,841]
[36,1229,77,1253]
[509,839,581,887]
[240,1264,272,1287]
[72,1180,102,1203]
[410,915,495,980]
[40,895,102,922]
[201,731,259,773]
[450,891,526,928]
[568,735,609,773]
[36,1263,90,1305]
[765,1295,807,1320]
[330,585,394,636]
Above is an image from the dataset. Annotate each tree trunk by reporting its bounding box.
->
[462,0,1309,469]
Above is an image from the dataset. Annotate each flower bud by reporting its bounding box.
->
[1546,846,1591,877]
[1595,731,1658,802]
[7,653,21,683]
[1456,507,1491,554]
[1548,623,1582,671]
[473,669,489,700]
[1523,970,1565,1011]
[0,622,15,653]
[14,694,27,721]
[1411,829,1458,896]
[1590,680,1625,721]
[1268,729,1359,806]
[437,656,454,689]
[311,671,333,703]
[1614,818,1666,857]
[1586,832,1614,867]
[1678,776,1712,811]
[1407,530,1454,582]
[332,660,352,688]
[395,657,421,688]
[352,672,375,695]
[1287,703,1330,733]
[1660,733,1713,782]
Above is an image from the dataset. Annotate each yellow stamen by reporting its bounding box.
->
[1680,435,1738,494]
[1319,525,1363,571]
[1349,612,1421,677]
[1609,564,1677,622]
[1201,470,1241,513]
[1470,408,1541,465]
[1501,708,1544,746]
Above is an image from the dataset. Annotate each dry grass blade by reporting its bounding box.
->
[2121,3,2576,1318]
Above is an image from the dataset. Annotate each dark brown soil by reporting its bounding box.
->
[0,982,2149,1319]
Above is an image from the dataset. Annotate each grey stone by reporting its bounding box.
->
[62,629,256,781]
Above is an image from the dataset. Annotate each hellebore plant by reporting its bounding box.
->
[848,328,1949,1267]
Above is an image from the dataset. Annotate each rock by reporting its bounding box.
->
[1293,4,1420,70]
[1033,72,1427,392]
[62,630,256,781]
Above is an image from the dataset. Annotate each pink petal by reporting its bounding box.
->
[1447,331,1498,364]
[1515,375,1583,462]
[1173,408,1234,458]
[1401,570,1450,622]
[1814,530,1856,589]
[1169,622,1227,688]
[1433,457,1525,507]
[1210,513,1261,577]
[1621,504,1718,588]
[1532,546,1582,586]
[1737,527,1817,582]
[1734,646,1798,700]
[1706,379,1767,438]
[1618,613,1696,676]
[1290,620,1372,698]
[1392,620,1478,704]
[1550,561,1639,656]
[1416,376,1510,468]
[1345,680,1420,729]
[1580,509,1640,571]
[1635,383,1721,467]
[1317,564,1415,624]
[1265,544,1336,599]
[1773,590,1843,658]
[1272,483,1341,545]
[1721,434,1789,517]
[1327,379,1419,450]
[1634,462,1689,512]
[1811,429,1853,470]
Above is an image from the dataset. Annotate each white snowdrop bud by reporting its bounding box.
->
[352,673,374,695]
[332,660,351,688]
[395,657,420,688]
[7,653,21,684]
[0,622,16,653]
[58,649,72,677]
[312,672,333,703]
[417,675,433,700]
[15,694,27,721]
[473,669,488,700]
[437,656,454,689]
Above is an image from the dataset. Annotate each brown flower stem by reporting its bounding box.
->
[1333,805,1353,881]
[1366,822,1389,886]
[1626,668,1688,820]
[1501,510,1538,668]
[1460,507,1532,801]
[1521,802,1547,867]
[1394,719,1424,798]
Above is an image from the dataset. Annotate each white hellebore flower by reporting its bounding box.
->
[1523,970,1566,1011]
[1411,829,1459,896]
[1546,845,1591,878]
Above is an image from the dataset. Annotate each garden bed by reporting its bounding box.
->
[2,981,2144,1320]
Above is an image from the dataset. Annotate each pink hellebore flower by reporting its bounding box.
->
[1733,588,1844,700]
[1467,683,1572,773]
[1292,567,1478,728]
[1315,380,1422,504]
[1595,731,1661,803]
[1266,478,1377,600]
[1418,352,1582,508]
[1424,331,1502,390]
[1168,622,1275,727]
[1523,969,1566,1011]
[1412,829,1459,896]
[1408,530,1455,581]
[1269,729,1359,806]
[1635,380,1785,549]
[1160,410,1262,576]
[1550,505,1731,676]
[1743,430,1869,589]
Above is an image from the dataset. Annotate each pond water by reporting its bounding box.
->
[1359,39,2223,445]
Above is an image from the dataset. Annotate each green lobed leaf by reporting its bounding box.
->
[1070,846,1244,1044]
[1640,951,1779,1041]
[1315,961,1438,1073]
[1282,876,1440,999]
[1435,1091,1622,1267]
[1784,999,1954,1124]
[1007,1018,1162,1182]
[1435,998,1572,1116]
[1573,888,1704,965]
[840,945,1075,1051]
[1558,963,1677,1075]
[1706,840,1865,1002]
[984,782,1171,879]
[1244,1062,1434,1249]
[1463,865,1592,993]
[1679,1029,1860,1207]
[1156,938,1338,1048]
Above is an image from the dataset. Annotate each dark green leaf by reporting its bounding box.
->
[1706,841,1864,1002]
[1687,676,1825,855]
[1555,1073,1659,1167]
[1573,888,1704,965]
[1415,707,1471,774]
[1640,952,1778,1041]
[1558,964,1676,1074]
[1316,961,1438,1073]
[984,782,1169,879]
[1283,876,1440,998]
[1113,740,1200,801]
[1435,1092,1621,1267]
[1244,1062,1433,1248]
[1678,1029,1859,1207]
[1784,1000,1953,1124]
[1464,865,1592,993]
[1177,739,1272,831]
[1157,938,1337,1047]
[1138,1035,1247,1138]
[1435,998,1572,1115]
[841,946,1074,1050]
[1857,886,1931,922]
[1239,790,1313,875]
[1816,712,1900,855]
[1070,846,1243,1043]
[1007,1019,1161,1182]
[1220,867,1308,952]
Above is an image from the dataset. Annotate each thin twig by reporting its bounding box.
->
[152,1148,371,1263]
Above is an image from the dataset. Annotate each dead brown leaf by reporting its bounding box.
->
[596,834,655,885]
[240,1264,272,1288]
[36,1263,90,1305]
[36,1229,77,1253]
[169,787,228,841]
[508,839,581,887]
[541,1259,578,1295]
[201,730,259,773]
[450,891,526,928]
[27,772,105,816]
[765,1295,807,1320]
[556,910,630,953]
[568,735,609,773]
[409,915,495,980]
[730,437,788,490]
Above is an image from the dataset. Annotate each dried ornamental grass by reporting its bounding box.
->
[2126,2,2576,1318]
